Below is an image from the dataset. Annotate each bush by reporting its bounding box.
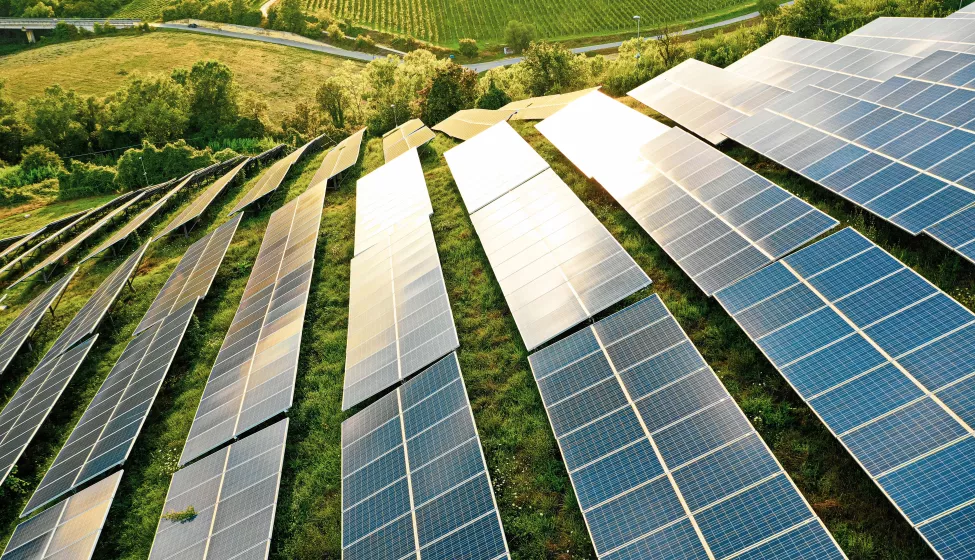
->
[58,160,117,199]
[355,34,375,49]
[504,20,535,53]
[115,140,215,189]
[0,178,57,207]
[20,145,63,173]
[458,38,478,58]
[477,79,511,109]
[23,1,54,17]
[326,22,344,41]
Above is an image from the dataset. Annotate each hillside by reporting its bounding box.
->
[0,29,361,121]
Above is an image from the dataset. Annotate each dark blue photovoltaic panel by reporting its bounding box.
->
[528,295,842,558]
[716,227,975,557]
[734,520,846,560]
[924,205,975,263]
[341,353,508,560]
[918,500,975,558]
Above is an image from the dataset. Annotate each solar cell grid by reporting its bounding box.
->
[715,227,975,558]
[528,294,844,558]
[308,128,365,188]
[158,158,250,239]
[382,119,435,162]
[432,108,516,141]
[500,87,600,120]
[0,470,121,560]
[23,299,199,516]
[470,168,651,350]
[230,134,324,215]
[341,353,509,560]
[149,418,288,560]
[343,214,459,410]
[836,17,975,58]
[180,182,325,465]
[0,269,75,378]
[354,148,433,256]
[0,229,45,264]
[0,203,111,280]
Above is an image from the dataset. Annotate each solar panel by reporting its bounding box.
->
[0,470,122,560]
[0,228,45,264]
[134,214,242,336]
[501,87,601,120]
[343,214,459,410]
[528,294,844,559]
[149,418,288,560]
[382,119,436,162]
[179,182,325,465]
[715,227,975,558]
[251,144,286,164]
[470,168,651,350]
[629,58,791,144]
[443,121,550,213]
[23,299,198,516]
[229,134,324,215]
[341,353,510,560]
[157,159,249,239]
[0,208,100,280]
[836,17,975,58]
[926,203,975,262]
[354,148,433,256]
[309,128,365,188]
[950,2,975,16]
[0,269,75,378]
[10,191,150,288]
[432,108,517,140]
[0,233,29,252]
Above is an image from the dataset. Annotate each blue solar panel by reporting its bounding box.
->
[528,295,843,558]
[715,227,975,558]
[925,204,975,264]
[340,353,509,560]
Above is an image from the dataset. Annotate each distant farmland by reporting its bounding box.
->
[305,0,758,45]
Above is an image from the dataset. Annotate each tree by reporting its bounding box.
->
[230,0,260,24]
[504,20,535,53]
[23,85,91,156]
[417,64,478,125]
[185,60,239,137]
[272,0,306,34]
[20,145,63,172]
[654,25,687,68]
[458,38,478,59]
[757,0,780,18]
[0,81,27,164]
[201,0,232,21]
[477,79,511,109]
[326,22,343,41]
[111,75,189,143]
[281,101,322,141]
[774,0,836,38]
[521,42,576,96]
[22,1,53,16]
[316,78,349,128]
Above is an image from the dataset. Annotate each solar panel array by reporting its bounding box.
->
[341,353,510,560]
[443,121,550,213]
[23,299,198,515]
[501,87,601,120]
[382,119,436,162]
[0,228,45,265]
[134,215,242,336]
[528,294,844,559]
[715,227,975,558]
[230,134,324,215]
[950,2,975,17]
[354,148,433,256]
[836,16,975,57]
[309,128,365,188]
[432,108,517,141]
[0,471,122,560]
[150,418,288,560]
[343,215,459,410]
[157,158,250,238]
[629,58,790,144]
[0,269,75,377]
[471,168,651,350]
[179,182,325,465]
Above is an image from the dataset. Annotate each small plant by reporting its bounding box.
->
[162,506,197,523]
[458,38,478,58]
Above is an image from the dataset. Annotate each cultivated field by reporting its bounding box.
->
[308,0,758,45]
[0,30,360,121]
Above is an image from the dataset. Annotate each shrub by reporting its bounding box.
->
[458,38,478,59]
[504,20,535,53]
[20,145,63,173]
[58,160,117,199]
[22,2,54,17]
[476,79,511,109]
[355,34,375,49]
[115,140,214,189]
[326,22,344,41]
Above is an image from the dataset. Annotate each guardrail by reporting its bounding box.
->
[0,18,142,30]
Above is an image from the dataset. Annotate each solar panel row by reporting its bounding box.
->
[528,294,845,559]
[432,108,516,141]
[382,119,436,162]
[343,214,459,410]
[309,128,365,188]
[715,227,975,558]
[0,269,76,378]
[150,418,288,560]
[836,16,975,58]
[230,134,325,215]
[180,181,326,465]
[501,87,601,120]
[341,353,510,560]
[629,58,790,144]
[0,228,46,264]
[157,158,251,239]
[0,471,122,560]
[354,148,433,256]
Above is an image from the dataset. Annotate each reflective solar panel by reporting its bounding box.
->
[354,148,433,256]
[180,182,325,465]
[0,229,45,264]
[383,119,436,162]
[309,128,365,188]
[229,134,324,215]
[1,470,121,560]
[470,168,651,350]
[134,214,242,336]
[149,418,288,560]
[158,158,250,238]
[341,353,509,560]
[343,214,458,410]
[629,58,791,144]
[0,269,75,377]
[501,87,601,120]
[443,121,550,213]
[432,108,517,140]
[925,203,975,263]
[23,300,198,516]
[0,203,113,279]
[528,294,844,559]
[715,227,975,558]
[837,17,975,58]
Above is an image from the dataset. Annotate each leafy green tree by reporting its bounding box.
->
[281,101,322,141]
[504,20,535,53]
[417,64,478,125]
[58,160,117,198]
[162,0,201,21]
[316,78,349,128]
[272,0,306,34]
[115,140,214,189]
[201,0,232,21]
[458,38,478,59]
[0,82,27,164]
[111,75,189,143]
[476,79,511,109]
[774,0,836,38]
[20,145,63,173]
[326,22,343,40]
[186,60,240,137]
[229,0,261,24]
[22,1,53,16]
[757,0,780,18]
[521,42,576,96]
[23,85,91,157]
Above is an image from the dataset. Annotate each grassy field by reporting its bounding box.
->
[0,195,118,239]
[0,29,360,121]
[0,104,968,559]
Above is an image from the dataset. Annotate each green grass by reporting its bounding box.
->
[0,108,968,560]
[0,195,118,240]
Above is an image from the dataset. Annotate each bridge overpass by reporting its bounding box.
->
[0,18,141,41]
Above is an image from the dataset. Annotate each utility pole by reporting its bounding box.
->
[633,15,641,40]
[139,156,149,187]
